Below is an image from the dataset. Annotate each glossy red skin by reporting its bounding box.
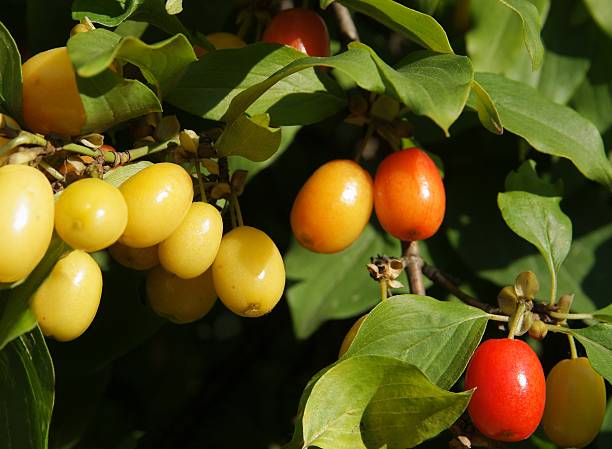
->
[373,148,445,241]
[464,339,546,442]
[263,8,330,57]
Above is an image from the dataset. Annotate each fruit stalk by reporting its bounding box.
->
[332,3,360,43]
[421,262,497,312]
[402,240,425,295]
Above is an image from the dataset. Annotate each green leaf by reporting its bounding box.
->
[0,327,54,449]
[583,0,612,38]
[496,0,545,70]
[167,43,346,126]
[384,49,474,135]
[0,20,23,120]
[504,160,564,197]
[323,0,453,53]
[229,125,301,182]
[215,114,282,162]
[300,355,471,449]
[103,161,154,188]
[593,304,612,323]
[286,224,400,339]
[467,0,545,73]
[68,29,196,94]
[344,295,489,389]
[0,236,69,351]
[498,191,572,300]
[77,70,162,134]
[571,324,612,383]
[467,80,503,134]
[72,0,140,26]
[225,44,472,134]
[475,72,612,188]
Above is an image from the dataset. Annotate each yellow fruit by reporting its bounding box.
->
[146,265,217,323]
[542,357,606,448]
[212,226,285,317]
[0,164,54,283]
[291,160,373,254]
[194,32,247,56]
[338,315,367,358]
[22,47,86,136]
[159,202,223,279]
[119,162,193,248]
[108,242,159,270]
[55,178,128,252]
[31,250,102,341]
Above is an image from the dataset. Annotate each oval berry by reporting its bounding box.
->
[291,160,373,253]
[464,338,545,442]
[30,250,102,341]
[212,226,285,317]
[263,8,330,57]
[542,357,606,448]
[119,162,193,248]
[22,47,86,136]
[0,164,54,283]
[374,148,445,241]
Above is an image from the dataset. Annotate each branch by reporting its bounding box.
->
[401,241,425,295]
[421,263,497,313]
[332,3,360,43]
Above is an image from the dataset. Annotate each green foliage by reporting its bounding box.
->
[0,0,611,447]
[168,43,346,126]
[216,113,281,162]
[321,0,453,53]
[0,327,54,449]
[0,236,69,351]
[103,161,154,187]
[571,324,612,383]
[286,224,400,339]
[498,192,571,300]
[0,20,22,119]
[292,355,471,449]
[475,72,612,188]
[68,29,196,94]
[343,295,488,389]
[77,70,161,134]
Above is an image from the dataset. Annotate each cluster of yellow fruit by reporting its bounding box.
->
[0,161,285,342]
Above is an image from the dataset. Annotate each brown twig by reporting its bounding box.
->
[332,3,360,44]
[401,241,425,295]
[421,263,496,313]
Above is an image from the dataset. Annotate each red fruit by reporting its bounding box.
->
[373,148,445,241]
[464,339,546,442]
[262,8,330,57]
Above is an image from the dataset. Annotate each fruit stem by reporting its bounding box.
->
[193,149,208,202]
[402,241,426,296]
[332,2,360,43]
[231,194,244,227]
[354,122,375,163]
[542,323,571,335]
[62,138,179,165]
[421,262,497,313]
[228,200,237,229]
[487,314,509,322]
[549,311,593,321]
[507,302,526,340]
[379,279,387,302]
[568,334,578,359]
[38,160,65,181]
